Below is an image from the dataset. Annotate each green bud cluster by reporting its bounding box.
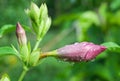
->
[26,2,51,40]
[16,2,52,67]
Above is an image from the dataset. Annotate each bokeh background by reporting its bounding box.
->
[0,0,120,81]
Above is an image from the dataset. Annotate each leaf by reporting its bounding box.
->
[53,13,80,25]
[0,24,32,38]
[98,3,107,29]
[22,25,33,32]
[102,42,120,53]
[0,25,15,38]
[110,0,120,10]
[0,46,18,57]
[80,11,100,26]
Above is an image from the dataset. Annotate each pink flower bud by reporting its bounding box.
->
[16,22,27,45]
[57,42,106,62]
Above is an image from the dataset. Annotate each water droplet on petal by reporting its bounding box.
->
[79,59,82,62]
[74,42,79,45]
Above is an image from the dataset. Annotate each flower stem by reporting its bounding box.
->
[18,66,29,81]
[39,50,57,59]
[33,38,42,51]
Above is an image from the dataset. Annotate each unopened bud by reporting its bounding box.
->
[26,2,51,40]
[29,50,40,66]
[16,22,27,45]
[57,42,106,62]
[0,74,10,81]
[39,3,48,20]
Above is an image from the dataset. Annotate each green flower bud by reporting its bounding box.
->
[42,17,51,35]
[25,2,40,34]
[29,50,40,66]
[31,2,40,18]
[39,3,48,20]
[20,44,29,62]
[38,3,51,39]
[0,74,10,81]
[26,2,39,23]
[26,2,51,40]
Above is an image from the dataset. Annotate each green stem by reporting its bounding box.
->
[33,38,42,51]
[39,50,58,59]
[18,66,29,81]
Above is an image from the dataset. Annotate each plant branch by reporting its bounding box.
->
[18,66,29,81]
[33,38,42,51]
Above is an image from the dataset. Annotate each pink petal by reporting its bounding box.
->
[57,42,106,62]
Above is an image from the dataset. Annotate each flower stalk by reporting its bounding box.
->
[18,65,29,81]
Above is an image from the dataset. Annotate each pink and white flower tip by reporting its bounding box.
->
[16,22,27,45]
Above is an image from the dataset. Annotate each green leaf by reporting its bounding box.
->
[102,42,120,53]
[0,24,32,38]
[0,46,18,57]
[98,3,107,30]
[0,25,15,38]
[22,25,33,32]
[53,13,80,25]
[110,0,120,10]
[80,11,100,26]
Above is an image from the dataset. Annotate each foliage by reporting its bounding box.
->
[0,0,120,81]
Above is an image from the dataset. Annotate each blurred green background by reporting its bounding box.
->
[0,0,120,81]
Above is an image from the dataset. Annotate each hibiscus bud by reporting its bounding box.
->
[16,22,27,45]
[57,42,106,62]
